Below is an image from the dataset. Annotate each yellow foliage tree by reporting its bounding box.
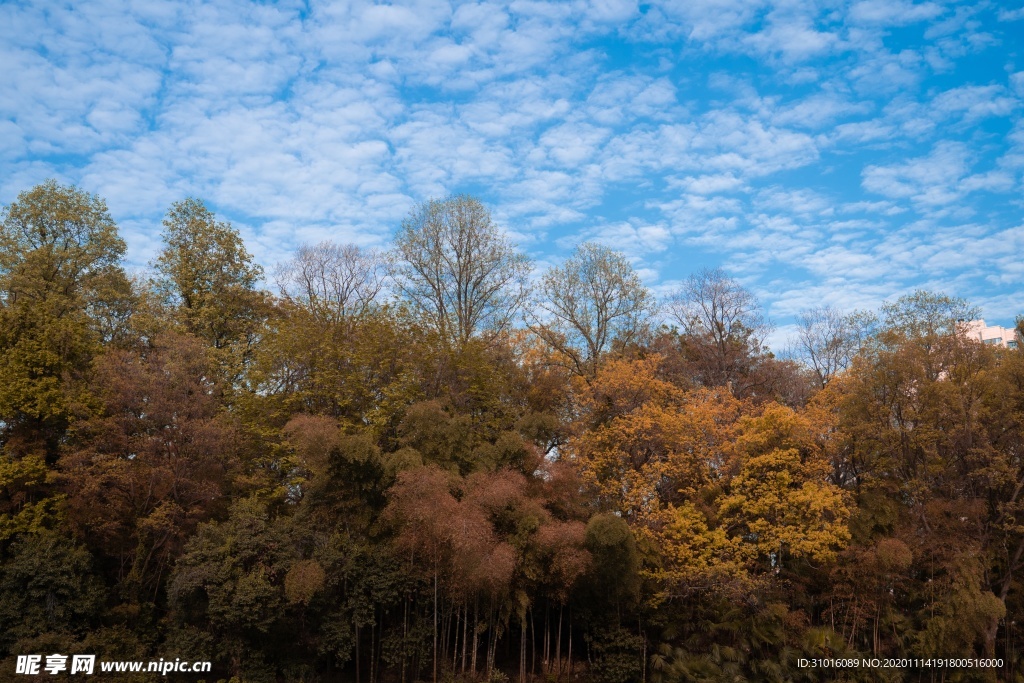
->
[719,404,851,569]
[570,358,851,598]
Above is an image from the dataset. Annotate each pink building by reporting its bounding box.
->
[964,319,1019,349]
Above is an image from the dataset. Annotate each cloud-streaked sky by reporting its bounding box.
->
[2,0,1023,344]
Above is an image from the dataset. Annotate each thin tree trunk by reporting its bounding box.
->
[544,602,550,673]
[442,603,450,673]
[520,616,527,683]
[434,570,439,683]
[487,607,495,676]
[372,610,380,683]
[531,606,537,678]
[874,606,880,655]
[453,605,459,674]
[848,599,860,649]
[556,605,563,679]
[567,610,573,682]
[640,617,645,683]
[402,595,409,683]
[471,598,479,675]
[370,617,376,683]
[487,605,498,676]
[462,603,468,673]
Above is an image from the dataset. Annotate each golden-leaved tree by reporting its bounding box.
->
[0,181,130,459]
[570,356,850,598]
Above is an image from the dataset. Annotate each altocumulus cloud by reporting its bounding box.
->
[1,0,1023,341]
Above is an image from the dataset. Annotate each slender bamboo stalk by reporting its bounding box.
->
[434,570,438,683]
[471,597,479,674]
[462,602,468,673]
[556,604,563,679]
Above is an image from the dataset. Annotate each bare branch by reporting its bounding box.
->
[390,196,531,349]
[531,243,655,378]
[275,241,385,323]
[666,267,773,391]
[794,306,858,389]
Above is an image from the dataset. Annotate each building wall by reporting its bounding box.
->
[964,319,1019,349]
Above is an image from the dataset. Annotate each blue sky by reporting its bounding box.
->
[2,0,1023,346]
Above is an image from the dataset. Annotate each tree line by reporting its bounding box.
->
[1,181,1022,683]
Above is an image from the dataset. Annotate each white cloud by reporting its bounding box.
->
[755,187,834,218]
[569,220,674,257]
[931,85,1019,122]
[773,93,874,129]
[862,141,971,205]
[847,49,925,95]
[673,173,746,194]
[742,13,838,63]
[2,0,1022,331]
[848,0,943,26]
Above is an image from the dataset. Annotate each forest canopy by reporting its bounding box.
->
[1,181,1022,683]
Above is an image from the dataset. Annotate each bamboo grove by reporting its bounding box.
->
[1,181,1023,683]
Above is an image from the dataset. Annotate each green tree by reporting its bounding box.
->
[0,180,127,458]
[168,498,297,681]
[0,532,107,654]
[0,452,63,543]
[830,291,1022,662]
[0,180,125,308]
[246,299,428,436]
[152,198,266,355]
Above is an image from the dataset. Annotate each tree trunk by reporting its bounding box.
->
[462,603,468,673]
[454,605,461,674]
[487,607,495,676]
[471,598,479,675]
[434,570,439,683]
[370,617,376,683]
[544,603,550,673]
[640,616,645,683]
[556,605,563,679]
[402,595,409,683]
[443,602,452,673]
[530,606,537,678]
[567,610,573,682]
[520,616,527,683]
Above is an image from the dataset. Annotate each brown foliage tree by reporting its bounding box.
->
[60,333,239,599]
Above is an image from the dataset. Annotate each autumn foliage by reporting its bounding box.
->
[1,182,1022,682]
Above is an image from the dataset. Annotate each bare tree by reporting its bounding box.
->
[794,306,859,388]
[391,196,531,349]
[275,241,385,323]
[667,267,772,392]
[531,242,655,379]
